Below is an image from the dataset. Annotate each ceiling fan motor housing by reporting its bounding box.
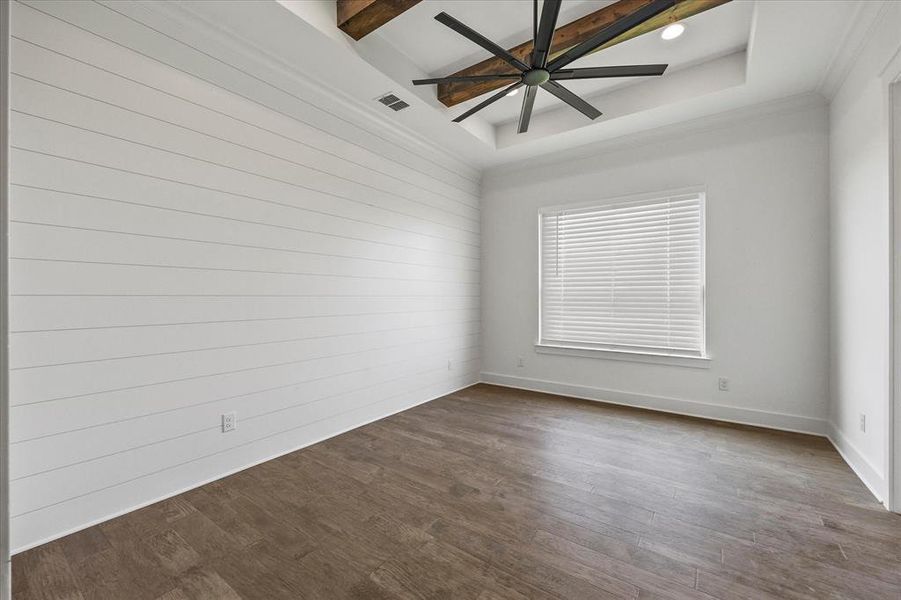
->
[522,69,550,86]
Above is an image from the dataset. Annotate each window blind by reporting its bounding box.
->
[539,192,705,357]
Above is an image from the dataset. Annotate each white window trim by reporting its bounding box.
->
[534,342,712,368]
[537,186,709,365]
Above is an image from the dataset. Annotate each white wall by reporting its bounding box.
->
[1,0,11,596]
[481,99,830,434]
[7,0,480,552]
[828,1,901,503]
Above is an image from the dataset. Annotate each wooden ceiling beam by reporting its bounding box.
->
[337,0,422,41]
[437,0,730,108]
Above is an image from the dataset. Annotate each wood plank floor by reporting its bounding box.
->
[12,384,901,599]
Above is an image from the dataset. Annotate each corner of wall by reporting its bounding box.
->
[825,0,901,510]
[827,421,888,505]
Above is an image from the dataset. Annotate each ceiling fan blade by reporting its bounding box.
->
[413,74,522,85]
[551,64,668,80]
[532,0,563,68]
[546,0,675,71]
[517,85,538,134]
[453,81,524,123]
[540,80,602,120]
[434,12,529,72]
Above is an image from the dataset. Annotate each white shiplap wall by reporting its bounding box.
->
[8,0,481,552]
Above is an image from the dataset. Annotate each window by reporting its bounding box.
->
[539,190,706,360]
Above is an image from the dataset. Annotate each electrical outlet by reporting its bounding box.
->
[222,412,237,433]
[859,413,866,433]
[717,377,729,391]
[447,359,452,370]
[517,356,524,368]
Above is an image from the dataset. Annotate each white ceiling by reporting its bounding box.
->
[182,0,869,169]
[377,0,755,125]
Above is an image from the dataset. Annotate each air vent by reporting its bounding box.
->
[378,94,401,106]
[376,93,410,112]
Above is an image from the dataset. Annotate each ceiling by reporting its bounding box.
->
[180,0,870,169]
[377,0,755,126]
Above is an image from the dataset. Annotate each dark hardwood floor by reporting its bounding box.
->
[12,384,901,599]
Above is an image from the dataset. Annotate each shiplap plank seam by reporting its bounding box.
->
[16,0,481,192]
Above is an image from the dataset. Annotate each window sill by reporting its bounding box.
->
[534,343,711,369]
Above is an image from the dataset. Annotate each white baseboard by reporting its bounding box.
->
[826,422,887,505]
[478,372,895,506]
[479,372,828,436]
[15,375,887,556]
[11,379,478,555]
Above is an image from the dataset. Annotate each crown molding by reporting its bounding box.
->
[818,0,890,100]
[484,92,825,180]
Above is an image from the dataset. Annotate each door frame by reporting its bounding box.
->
[887,18,901,510]
[891,73,901,513]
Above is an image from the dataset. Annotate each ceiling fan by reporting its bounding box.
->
[412,0,676,133]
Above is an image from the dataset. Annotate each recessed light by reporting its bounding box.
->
[661,22,685,40]
[507,88,520,97]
